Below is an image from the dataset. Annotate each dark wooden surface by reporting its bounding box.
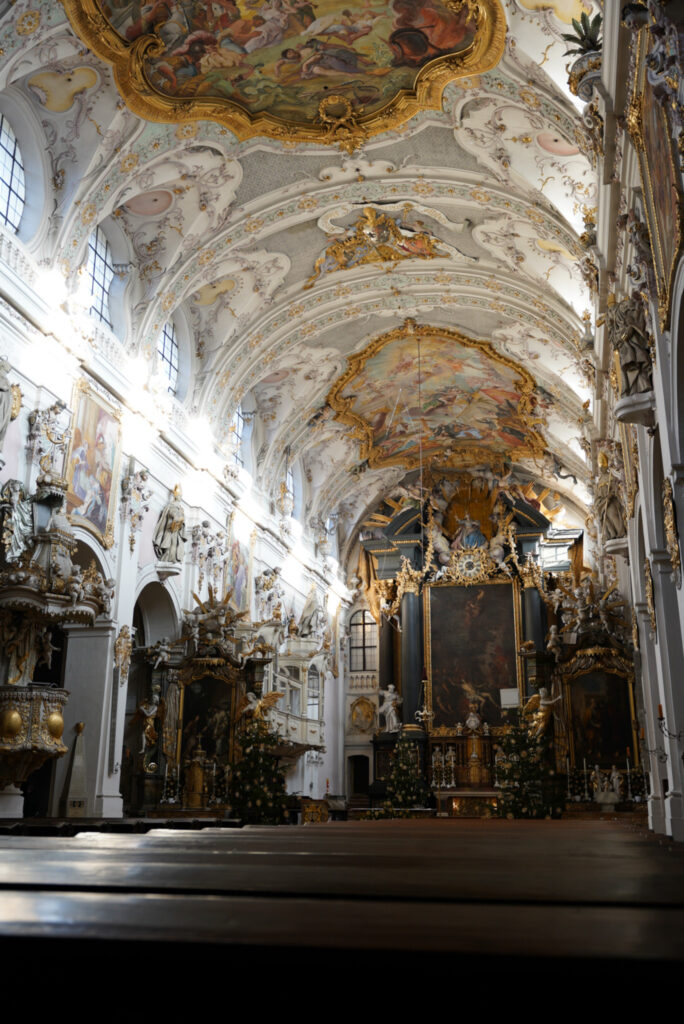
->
[1,819,683,979]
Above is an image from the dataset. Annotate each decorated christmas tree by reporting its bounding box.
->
[386,731,429,811]
[230,718,288,825]
[496,709,558,819]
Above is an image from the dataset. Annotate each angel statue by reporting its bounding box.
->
[522,687,562,740]
[236,689,285,723]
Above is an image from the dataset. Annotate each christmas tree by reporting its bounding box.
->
[230,718,288,825]
[496,709,558,819]
[386,731,429,811]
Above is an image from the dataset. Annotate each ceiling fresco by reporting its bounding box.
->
[63,0,506,145]
[0,0,602,568]
[327,322,547,470]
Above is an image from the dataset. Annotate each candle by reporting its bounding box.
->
[640,727,645,740]
[658,704,663,719]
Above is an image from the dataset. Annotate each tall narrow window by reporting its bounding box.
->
[307,665,320,719]
[231,406,245,467]
[349,610,377,671]
[0,115,25,233]
[157,320,179,395]
[286,466,295,506]
[86,226,115,327]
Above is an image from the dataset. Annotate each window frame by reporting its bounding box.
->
[349,609,378,672]
[0,113,25,234]
[157,319,180,395]
[85,225,115,328]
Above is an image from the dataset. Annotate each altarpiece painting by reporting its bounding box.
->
[566,670,636,769]
[424,580,521,730]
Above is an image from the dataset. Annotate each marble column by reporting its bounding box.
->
[400,590,422,727]
[522,584,546,650]
[379,618,393,690]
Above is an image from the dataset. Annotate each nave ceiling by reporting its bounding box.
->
[0,0,601,572]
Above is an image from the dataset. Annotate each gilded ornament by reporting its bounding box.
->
[0,708,22,737]
[304,206,450,289]
[46,711,64,739]
[114,624,133,683]
[9,384,20,421]
[644,556,657,640]
[395,556,422,598]
[62,0,506,148]
[326,323,547,473]
[16,10,40,35]
[662,478,681,584]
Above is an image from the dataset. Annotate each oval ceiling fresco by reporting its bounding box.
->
[63,0,505,146]
[326,322,547,471]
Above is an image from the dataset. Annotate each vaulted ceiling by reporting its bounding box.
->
[0,0,600,568]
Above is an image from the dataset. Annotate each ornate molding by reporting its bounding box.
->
[662,478,681,586]
[644,556,657,640]
[325,320,547,473]
[62,0,506,149]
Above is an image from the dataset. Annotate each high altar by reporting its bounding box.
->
[356,470,639,817]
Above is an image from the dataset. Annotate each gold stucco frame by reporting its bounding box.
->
[62,0,506,148]
[326,321,547,470]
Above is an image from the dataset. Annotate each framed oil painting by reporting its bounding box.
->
[225,522,252,615]
[631,30,683,328]
[566,670,637,769]
[424,580,522,730]
[179,674,236,768]
[65,379,121,548]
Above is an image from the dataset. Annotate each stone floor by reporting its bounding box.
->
[1,818,683,985]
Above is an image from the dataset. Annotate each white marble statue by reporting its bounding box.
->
[153,485,187,563]
[378,684,402,733]
[0,480,33,562]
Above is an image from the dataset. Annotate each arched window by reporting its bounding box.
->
[349,610,377,671]
[307,665,320,719]
[0,115,25,233]
[157,320,179,395]
[231,406,246,467]
[85,225,115,327]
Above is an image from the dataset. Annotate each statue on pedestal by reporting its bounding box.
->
[379,684,402,733]
[153,484,186,563]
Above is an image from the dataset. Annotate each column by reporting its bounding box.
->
[635,601,667,834]
[651,553,684,840]
[522,585,546,650]
[379,618,393,690]
[400,590,422,727]
[50,621,120,817]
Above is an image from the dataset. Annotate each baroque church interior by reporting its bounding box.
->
[0,0,683,970]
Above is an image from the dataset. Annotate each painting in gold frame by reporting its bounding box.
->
[559,653,638,770]
[326,322,547,472]
[423,578,522,731]
[629,29,683,328]
[62,0,506,148]
[64,379,121,549]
